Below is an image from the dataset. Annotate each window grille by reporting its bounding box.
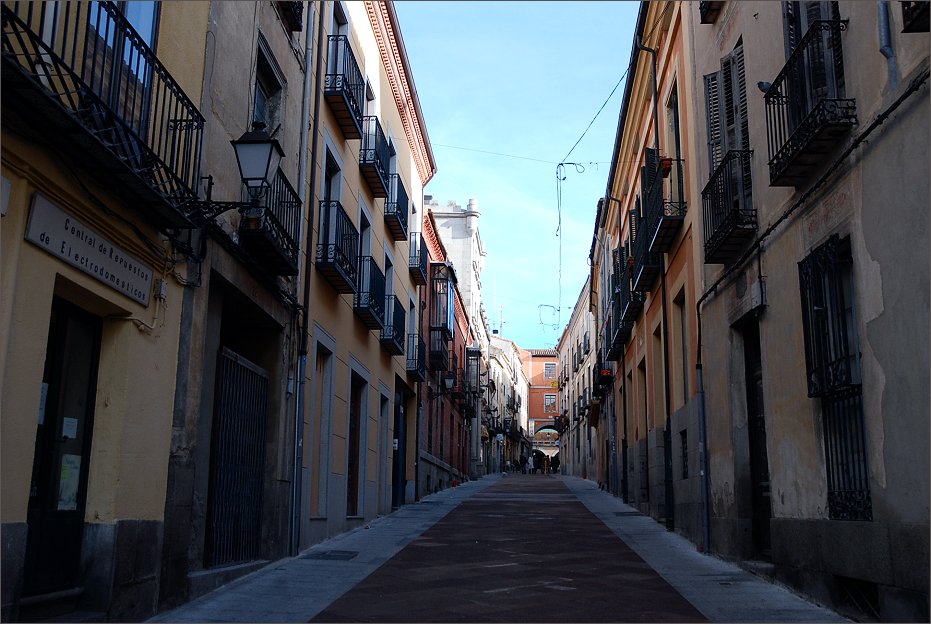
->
[798,235,871,520]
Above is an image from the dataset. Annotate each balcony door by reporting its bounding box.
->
[782,1,844,124]
[23,298,101,596]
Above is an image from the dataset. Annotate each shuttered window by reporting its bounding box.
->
[704,42,749,173]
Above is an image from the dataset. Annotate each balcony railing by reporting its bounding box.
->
[764,20,856,187]
[631,211,662,292]
[276,2,303,32]
[2,2,204,228]
[239,168,301,276]
[643,158,687,253]
[354,256,386,330]
[384,173,409,241]
[409,231,428,286]
[380,295,405,355]
[324,35,364,139]
[699,1,724,24]
[702,149,757,264]
[901,1,929,33]
[429,328,449,371]
[360,116,390,197]
[316,200,359,293]
[407,333,427,381]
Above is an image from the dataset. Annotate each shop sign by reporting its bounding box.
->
[25,193,154,305]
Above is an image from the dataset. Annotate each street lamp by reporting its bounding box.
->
[194,121,285,222]
[231,122,284,200]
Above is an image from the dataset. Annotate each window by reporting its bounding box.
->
[544,362,556,380]
[253,38,285,133]
[704,41,749,173]
[544,394,557,413]
[798,235,871,521]
[673,289,689,406]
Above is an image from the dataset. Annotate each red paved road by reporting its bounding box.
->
[310,475,706,622]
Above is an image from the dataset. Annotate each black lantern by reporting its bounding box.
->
[231,121,284,200]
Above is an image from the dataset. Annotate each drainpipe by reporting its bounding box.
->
[695,299,712,553]
[291,0,325,556]
[878,1,898,89]
[636,38,674,532]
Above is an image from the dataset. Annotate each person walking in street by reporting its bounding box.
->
[527,454,535,475]
[519,454,527,474]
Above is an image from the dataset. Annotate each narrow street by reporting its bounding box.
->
[150,475,845,623]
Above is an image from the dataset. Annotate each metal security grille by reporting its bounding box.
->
[205,348,269,567]
[798,235,871,520]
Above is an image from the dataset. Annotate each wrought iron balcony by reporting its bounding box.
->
[407,332,426,381]
[631,212,662,292]
[354,256,386,330]
[1,2,204,229]
[619,273,644,323]
[380,295,405,355]
[429,328,449,371]
[765,20,856,187]
[360,116,390,197]
[385,174,409,241]
[239,169,301,276]
[699,1,724,24]
[643,158,687,253]
[276,2,303,32]
[902,1,930,32]
[324,35,364,139]
[316,200,359,293]
[409,231,428,286]
[702,149,757,264]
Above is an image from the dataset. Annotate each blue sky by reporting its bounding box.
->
[394,1,639,349]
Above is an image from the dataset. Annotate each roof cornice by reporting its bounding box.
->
[366,1,437,187]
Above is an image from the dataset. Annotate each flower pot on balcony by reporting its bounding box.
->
[241,206,265,230]
[660,157,673,178]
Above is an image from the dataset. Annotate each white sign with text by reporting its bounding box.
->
[25,193,154,305]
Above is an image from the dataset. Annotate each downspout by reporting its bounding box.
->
[878,0,898,89]
[695,297,712,553]
[636,37,675,532]
[291,0,325,556]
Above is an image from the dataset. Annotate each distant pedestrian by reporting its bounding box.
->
[528,455,535,474]
[551,456,560,474]
[519,454,527,474]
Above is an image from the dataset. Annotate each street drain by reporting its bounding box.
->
[302,550,359,561]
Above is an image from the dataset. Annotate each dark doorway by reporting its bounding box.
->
[347,373,364,516]
[23,297,101,596]
[391,392,406,509]
[742,320,772,559]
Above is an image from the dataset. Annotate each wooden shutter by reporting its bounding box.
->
[704,71,724,172]
[732,45,749,152]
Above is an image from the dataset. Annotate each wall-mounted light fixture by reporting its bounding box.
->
[194,121,285,221]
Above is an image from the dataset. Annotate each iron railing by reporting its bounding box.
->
[822,386,872,520]
[354,256,386,330]
[699,1,724,24]
[631,207,662,292]
[407,332,426,381]
[380,295,406,355]
[409,231,428,285]
[2,2,204,226]
[324,35,364,139]
[764,20,856,186]
[902,1,930,32]
[385,173,409,241]
[360,115,390,197]
[702,149,756,264]
[642,157,687,253]
[315,200,359,293]
[239,168,301,275]
[428,327,449,371]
